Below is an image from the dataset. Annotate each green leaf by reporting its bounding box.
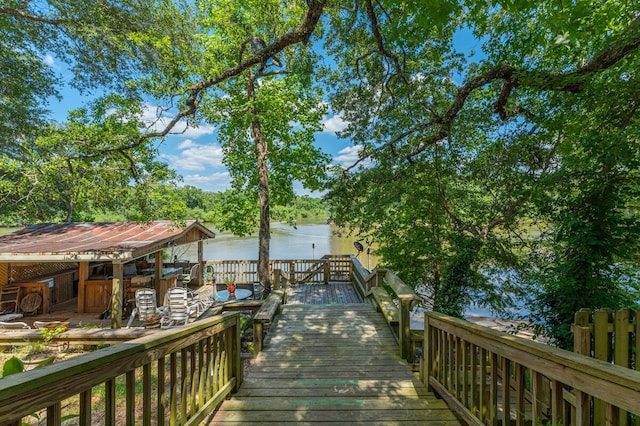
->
[2,356,25,377]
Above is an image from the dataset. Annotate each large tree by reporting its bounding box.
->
[0,1,198,222]
[324,0,640,340]
[2,1,329,292]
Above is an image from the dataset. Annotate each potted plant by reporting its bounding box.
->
[223,276,237,297]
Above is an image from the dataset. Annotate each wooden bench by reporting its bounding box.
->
[252,290,285,353]
[371,286,399,325]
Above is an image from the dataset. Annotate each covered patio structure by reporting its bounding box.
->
[0,221,215,328]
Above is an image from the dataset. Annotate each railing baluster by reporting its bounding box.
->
[530,370,542,426]
[180,348,188,425]
[448,332,453,393]
[79,389,91,426]
[515,363,525,426]
[490,352,498,426]
[190,344,197,416]
[126,370,135,425]
[462,340,469,409]
[454,336,461,401]
[105,378,116,426]
[575,389,590,426]
[606,402,620,425]
[501,357,511,426]
[470,343,478,417]
[170,352,178,425]
[157,357,166,426]
[198,340,205,409]
[479,347,486,422]
[551,379,563,426]
[143,363,152,426]
[47,402,61,426]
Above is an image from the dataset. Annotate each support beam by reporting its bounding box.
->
[111,262,123,329]
[78,262,88,314]
[198,240,204,286]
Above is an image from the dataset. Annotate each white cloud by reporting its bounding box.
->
[334,145,362,166]
[141,103,215,139]
[163,139,224,172]
[43,54,55,67]
[322,114,348,135]
[180,171,231,192]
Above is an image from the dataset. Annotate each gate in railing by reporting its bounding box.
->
[0,312,242,426]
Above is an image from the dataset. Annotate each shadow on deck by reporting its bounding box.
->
[204,300,461,425]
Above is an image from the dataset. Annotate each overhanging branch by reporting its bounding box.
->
[347,18,640,169]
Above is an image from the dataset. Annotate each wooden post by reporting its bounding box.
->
[111,262,123,329]
[254,321,264,354]
[614,309,630,426]
[594,309,611,425]
[376,268,386,288]
[78,262,88,313]
[154,252,161,293]
[197,239,204,286]
[399,296,413,362]
[232,314,243,391]
[423,314,431,388]
[273,269,281,290]
[289,261,296,284]
[323,260,330,284]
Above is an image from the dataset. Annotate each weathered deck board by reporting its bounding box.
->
[285,282,362,304]
[205,303,461,425]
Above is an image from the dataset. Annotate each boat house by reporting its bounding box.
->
[0,221,214,327]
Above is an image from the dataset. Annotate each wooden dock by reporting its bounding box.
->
[205,303,460,425]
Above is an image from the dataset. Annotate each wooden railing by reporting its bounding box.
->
[206,256,352,285]
[423,312,640,426]
[573,308,640,425]
[348,256,419,363]
[0,312,242,426]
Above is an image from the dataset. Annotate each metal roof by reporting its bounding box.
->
[0,221,215,263]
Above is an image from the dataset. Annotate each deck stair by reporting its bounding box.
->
[206,303,460,425]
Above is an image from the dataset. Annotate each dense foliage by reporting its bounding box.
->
[323,0,640,347]
[2,0,640,346]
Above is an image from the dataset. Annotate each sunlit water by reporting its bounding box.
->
[178,222,380,269]
[3,222,503,327]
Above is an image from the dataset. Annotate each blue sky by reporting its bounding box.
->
[44,26,481,195]
[45,54,356,195]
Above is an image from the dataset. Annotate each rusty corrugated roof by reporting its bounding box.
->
[0,221,214,262]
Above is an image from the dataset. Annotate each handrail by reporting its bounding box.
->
[423,312,640,425]
[349,255,376,298]
[0,312,243,426]
[382,269,418,363]
[352,255,419,363]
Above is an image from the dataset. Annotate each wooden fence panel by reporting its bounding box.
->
[572,308,639,426]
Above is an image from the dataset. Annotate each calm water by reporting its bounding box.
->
[178,222,380,269]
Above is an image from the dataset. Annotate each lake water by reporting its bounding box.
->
[3,222,499,326]
[178,222,380,269]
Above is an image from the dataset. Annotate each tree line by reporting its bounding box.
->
[0,185,329,232]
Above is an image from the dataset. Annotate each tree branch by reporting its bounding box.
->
[141,0,325,140]
[70,0,326,161]
[371,20,640,167]
[0,5,66,25]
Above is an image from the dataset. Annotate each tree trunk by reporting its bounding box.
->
[248,74,272,295]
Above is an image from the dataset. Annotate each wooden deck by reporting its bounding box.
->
[285,282,362,304]
[205,303,460,425]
